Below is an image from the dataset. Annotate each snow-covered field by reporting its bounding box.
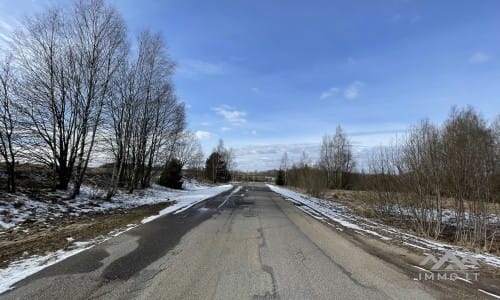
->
[0,181,233,294]
[267,184,500,269]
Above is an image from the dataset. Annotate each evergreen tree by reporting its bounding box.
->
[158,159,183,189]
[205,152,230,183]
[276,169,285,185]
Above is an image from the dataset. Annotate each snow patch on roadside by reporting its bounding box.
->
[0,222,139,294]
[267,184,500,269]
[479,289,500,299]
[267,184,391,241]
[0,243,92,294]
[0,180,217,230]
[0,183,233,294]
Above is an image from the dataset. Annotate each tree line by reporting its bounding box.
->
[367,107,499,249]
[276,107,500,250]
[0,0,199,198]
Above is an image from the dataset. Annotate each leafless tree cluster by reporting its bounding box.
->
[368,107,499,250]
[281,126,356,196]
[10,0,129,197]
[171,131,204,171]
[285,151,326,197]
[319,126,355,188]
[0,0,189,198]
[105,31,185,197]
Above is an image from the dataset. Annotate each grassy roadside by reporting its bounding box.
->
[0,202,171,268]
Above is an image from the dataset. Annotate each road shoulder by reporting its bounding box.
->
[271,193,483,299]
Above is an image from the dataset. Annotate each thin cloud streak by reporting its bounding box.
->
[212,105,247,125]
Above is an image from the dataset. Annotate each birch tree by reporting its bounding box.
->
[319,125,355,188]
[0,55,19,192]
[13,0,127,195]
[106,30,185,194]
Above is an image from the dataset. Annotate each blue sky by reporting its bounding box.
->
[1,0,499,170]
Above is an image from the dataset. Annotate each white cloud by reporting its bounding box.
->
[344,81,363,100]
[233,143,322,171]
[321,81,363,100]
[178,59,226,77]
[194,130,212,140]
[251,130,257,135]
[221,127,231,132]
[212,105,247,125]
[469,51,491,64]
[319,87,340,100]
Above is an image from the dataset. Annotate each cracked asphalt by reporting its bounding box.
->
[0,184,441,299]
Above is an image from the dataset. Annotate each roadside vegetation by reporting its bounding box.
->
[275,106,500,253]
[0,0,237,200]
[0,0,238,267]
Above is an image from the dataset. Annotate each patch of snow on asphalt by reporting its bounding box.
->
[216,186,242,209]
[267,184,500,269]
[142,184,233,223]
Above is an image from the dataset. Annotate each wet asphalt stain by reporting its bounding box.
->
[101,188,237,280]
[8,187,237,288]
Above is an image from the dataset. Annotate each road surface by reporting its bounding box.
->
[1,184,457,299]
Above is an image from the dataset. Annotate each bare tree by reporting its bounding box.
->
[400,120,444,238]
[172,132,203,168]
[442,107,495,246]
[69,0,128,197]
[13,0,127,196]
[104,61,135,198]
[216,139,236,170]
[318,125,355,188]
[0,55,19,192]
[105,30,185,194]
[13,7,71,190]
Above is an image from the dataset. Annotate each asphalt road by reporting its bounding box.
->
[1,184,442,299]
